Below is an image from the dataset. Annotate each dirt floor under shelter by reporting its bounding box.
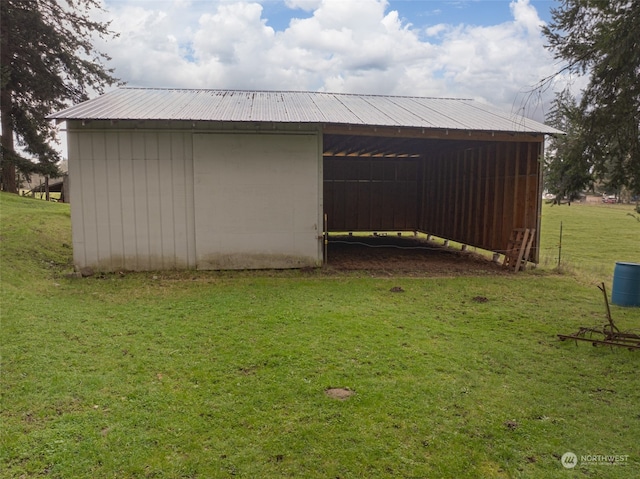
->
[323,234,514,277]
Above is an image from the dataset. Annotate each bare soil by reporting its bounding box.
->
[324,388,355,400]
[323,235,511,277]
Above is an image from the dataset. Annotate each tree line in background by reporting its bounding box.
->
[542,0,640,201]
[0,0,118,194]
[1,0,639,198]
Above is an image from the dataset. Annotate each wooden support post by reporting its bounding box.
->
[323,213,328,264]
[60,175,69,203]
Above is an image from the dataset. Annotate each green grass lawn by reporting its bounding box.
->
[1,193,639,478]
[539,202,639,281]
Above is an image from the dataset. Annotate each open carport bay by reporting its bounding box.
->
[323,129,543,263]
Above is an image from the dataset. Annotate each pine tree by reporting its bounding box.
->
[1,0,119,193]
[542,0,640,194]
[543,90,592,202]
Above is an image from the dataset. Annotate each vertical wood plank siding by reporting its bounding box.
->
[68,127,196,271]
[419,141,541,259]
[324,157,419,231]
[324,141,541,260]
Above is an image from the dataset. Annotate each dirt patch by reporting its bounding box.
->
[472,296,489,303]
[325,387,355,400]
[324,235,510,277]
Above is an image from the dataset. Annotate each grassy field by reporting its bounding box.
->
[539,201,639,280]
[1,193,639,478]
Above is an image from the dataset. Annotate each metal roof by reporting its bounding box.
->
[50,88,561,134]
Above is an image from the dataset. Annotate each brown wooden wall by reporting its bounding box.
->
[419,141,542,260]
[323,140,542,261]
[324,156,419,231]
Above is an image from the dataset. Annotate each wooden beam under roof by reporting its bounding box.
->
[322,124,545,143]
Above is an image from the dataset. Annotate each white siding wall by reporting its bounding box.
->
[193,133,322,269]
[67,124,322,271]
[68,128,196,271]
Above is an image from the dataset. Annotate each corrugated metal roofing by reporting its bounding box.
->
[49,88,561,134]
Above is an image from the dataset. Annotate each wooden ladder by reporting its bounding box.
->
[503,228,535,272]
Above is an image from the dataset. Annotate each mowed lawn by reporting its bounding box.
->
[539,201,640,280]
[1,193,639,478]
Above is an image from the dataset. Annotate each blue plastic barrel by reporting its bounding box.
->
[611,262,640,307]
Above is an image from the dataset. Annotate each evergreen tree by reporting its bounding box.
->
[1,0,118,193]
[542,0,640,194]
[543,90,592,202]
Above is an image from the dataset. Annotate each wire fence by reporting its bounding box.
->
[327,231,620,282]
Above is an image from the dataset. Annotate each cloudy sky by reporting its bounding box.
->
[92,0,580,122]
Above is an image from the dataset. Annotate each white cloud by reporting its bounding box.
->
[425,23,448,37]
[93,0,565,120]
[284,0,322,12]
[510,0,545,32]
[403,0,559,118]
[193,3,274,64]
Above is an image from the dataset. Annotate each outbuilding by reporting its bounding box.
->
[50,88,560,271]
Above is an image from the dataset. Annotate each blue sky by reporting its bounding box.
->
[260,1,556,32]
[95,0,574,121]
[394,0,555,25]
